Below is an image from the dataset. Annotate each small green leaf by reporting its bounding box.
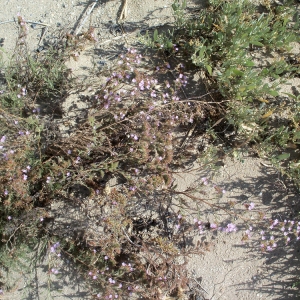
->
[282,92,297,100]
[276,153,290,161]
[232,69,244,76]
[99,170,104,178]
[167,41,173,49]
[153,29,158,42]
[294,131,300,140]
[250,41,264,47]
[206,64,212,75]
[245,60,255,67]
[268,90,279,97]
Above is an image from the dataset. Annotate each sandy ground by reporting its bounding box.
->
[0,0,300,299]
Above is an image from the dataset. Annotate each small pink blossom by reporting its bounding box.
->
[225,223,237,233]
[248,202,255,210]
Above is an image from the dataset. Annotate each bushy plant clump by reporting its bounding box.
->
[0,0,300,298]
[145,0,300,187]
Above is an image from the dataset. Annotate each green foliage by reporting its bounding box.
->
[146,0,300,188]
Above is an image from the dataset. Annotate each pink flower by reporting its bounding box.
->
[225,223,237,233]
[150,91,156,98]
[201,177,208,185]
[51,268,59,274]
[210,223,217,229]
[248,202,255,210]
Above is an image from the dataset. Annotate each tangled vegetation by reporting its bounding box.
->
[0,0,299,299]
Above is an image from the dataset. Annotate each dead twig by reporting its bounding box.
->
[118,0,128,22]
[75,0,98,35]
[0,20,49,26]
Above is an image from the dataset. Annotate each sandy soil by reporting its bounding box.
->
[0,0,300,299]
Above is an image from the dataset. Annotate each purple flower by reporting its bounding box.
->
[108,278,115,284]
[225,223,237,233]
[248,202,255,210]
[0,136,6,143]
[210,223,217,229]
[51,268,59,274]
[150,91,156,98]
[201,177,208,185]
